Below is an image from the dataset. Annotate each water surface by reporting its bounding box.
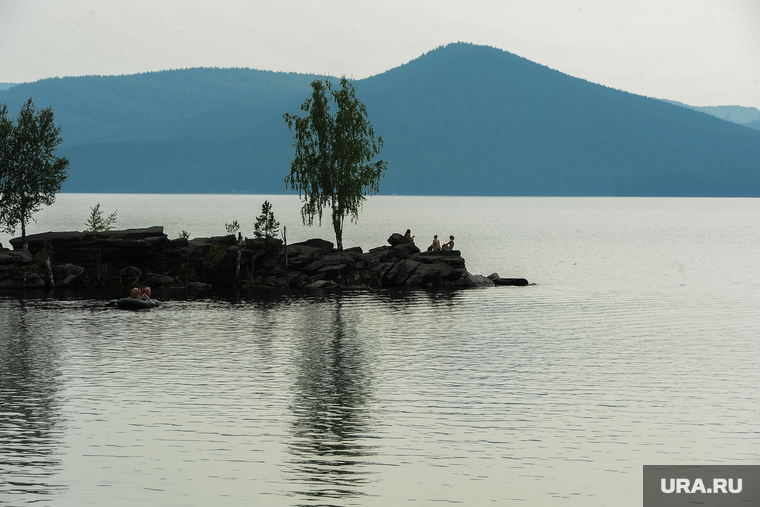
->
[1,196,758,506]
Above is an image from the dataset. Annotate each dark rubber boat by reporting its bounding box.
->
[116,298,160,309]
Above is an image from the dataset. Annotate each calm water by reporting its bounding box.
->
[1,195,759,506]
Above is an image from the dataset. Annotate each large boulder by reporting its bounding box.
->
[54,264,86,287]
[0,250,34,265]
[493,277,529,286]
[391,242,420,260]
[146,272,176,287]
[458,274,496,288]
[290,238,334,254]
[415,262,454,281]
[9,227,167,251]
[387,233,413,247]
[383,259,421,286]
[285,245,323,269]
[0,273,45,289]
[9,231,85,250]
[411,250,465,267]
[303,253,357,272]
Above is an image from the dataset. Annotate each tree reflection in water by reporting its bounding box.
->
[0,299,66,502]
[285,297,379,505]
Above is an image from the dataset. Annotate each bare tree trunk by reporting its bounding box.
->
[331,193,343,251]
[283,226,288,281]
[45,257,55,288]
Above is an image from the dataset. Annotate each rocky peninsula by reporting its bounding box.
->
[0,227,528,291]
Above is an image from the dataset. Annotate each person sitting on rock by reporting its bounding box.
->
[427,235,441,251]
[139,282,152,300]
[404,229,415,244]
[442,235,455,251]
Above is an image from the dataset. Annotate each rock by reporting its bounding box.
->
[117,265,142,282]
[167,237,189,247]
[99,226,165,240]
[290,238,333,254]
[492,277,529,286]
[190,235,236,245]
[461,274,496,288]
[384,259,421,286]
[415,262,454,281]
[304,279,339,289]
[145,235,169,247]
[0,250,34,265]
[391,242,420,260]
[187,282,212,289]
[146,272,176,287]
[9,231,85,250]
[244,237,284,250]
[0,273,45,289]
[387,233,412,247]
[54,264,86,287]
[285,245,323,268]
[9,227,167,251]
[368,245,391,262]
[318,264,348,280]
[411,251,465,267]
[304,254,356,272]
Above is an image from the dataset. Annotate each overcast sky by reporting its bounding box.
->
[1,0,758,108]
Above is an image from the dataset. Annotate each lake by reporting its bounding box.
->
[1,194,759,506]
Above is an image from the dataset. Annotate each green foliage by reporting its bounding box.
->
[253,200,279,244]
[178,261,196,282]
[284,77,387,250]
[84,202,117,234]
[203,243,226,272]
[225,220,240,236]
[178,230,190,239]
[41,240,54,261]
[0,98,69,244]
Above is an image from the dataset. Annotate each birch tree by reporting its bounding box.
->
[283,77,387,251]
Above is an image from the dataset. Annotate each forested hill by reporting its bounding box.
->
[2,42,759,196]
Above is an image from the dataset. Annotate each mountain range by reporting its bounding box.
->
[1,42,759,196]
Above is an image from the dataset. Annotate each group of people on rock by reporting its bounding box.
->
[129,282,152,300]
[404,230,455,252]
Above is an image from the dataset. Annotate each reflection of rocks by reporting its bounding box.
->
[0,305,65,497]
[286,301,377,502]
[1,227,529,290]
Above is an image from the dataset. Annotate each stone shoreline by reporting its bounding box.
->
[0,227,528,291]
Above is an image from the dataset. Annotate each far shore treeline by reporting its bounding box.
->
[1,42,759,197]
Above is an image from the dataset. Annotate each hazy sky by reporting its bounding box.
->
[1,0,758,107]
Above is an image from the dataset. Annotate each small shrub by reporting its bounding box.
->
[85,203,117,234]
[254,201,280,245]
[41,240,54,261]
[178,230,190,239]
[225,220,240,236]
[204,243,226,272]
